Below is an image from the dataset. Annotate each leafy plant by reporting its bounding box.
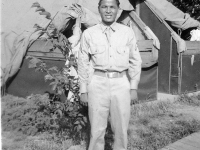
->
[2,1,89,144]
[2,94,52,136]
[25,34,88,143]
[178,93,200,106]
[2,93,88,144]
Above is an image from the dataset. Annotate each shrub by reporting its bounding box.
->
[178,94,200,106]
[2,94,89,143]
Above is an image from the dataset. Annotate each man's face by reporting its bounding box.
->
[98,0,119,26]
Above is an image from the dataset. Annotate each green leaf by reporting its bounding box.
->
[77,124,82,131]
[28,62,37,69]
[33,24,43,29]
[45,74,53,81]
[83,116,87,123]
[39,11,51,19]
[74,126,77,131]
[49,81,57,86]
[31,2,40,8]
[55,109,63,118]
[28,57,42,68]
[52,84,57,91]
[26,56,33,59]
[68,107,73,111]
[35,67,41,72]
[57,87,64,95]
[78,114,83,117]
[74,120,80,125]
[35,7,45,12]
[48,66,58,72]
[80,120,85,126]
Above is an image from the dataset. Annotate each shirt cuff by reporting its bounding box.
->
[80,83,88,94]
[130,80,139,90]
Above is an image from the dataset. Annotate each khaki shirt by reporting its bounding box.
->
[78,22,142,93]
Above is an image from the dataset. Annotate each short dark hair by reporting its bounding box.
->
[98,0,120,7]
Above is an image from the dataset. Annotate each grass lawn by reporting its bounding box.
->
[127,94,200,150]
[2,94,200,150]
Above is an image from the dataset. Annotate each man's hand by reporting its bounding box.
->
[130,89,139,105]
[80,93,88,106]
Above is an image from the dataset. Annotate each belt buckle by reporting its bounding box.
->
[106,72,118,78]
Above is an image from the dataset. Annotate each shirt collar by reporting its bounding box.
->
[100,22,118,33]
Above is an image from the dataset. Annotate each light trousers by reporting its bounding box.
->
[87,74,131,150]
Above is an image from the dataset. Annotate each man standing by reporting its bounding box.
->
[78,0,142,149]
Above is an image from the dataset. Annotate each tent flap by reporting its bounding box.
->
[1,30,42,86]
[145,0,200,30]
[171,32,187,53]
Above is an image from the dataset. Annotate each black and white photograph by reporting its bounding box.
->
[1,0,200,150]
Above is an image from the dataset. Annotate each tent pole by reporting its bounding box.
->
[169,36,173,94]
[178,53,182,94]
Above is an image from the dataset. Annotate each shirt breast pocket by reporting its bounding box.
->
[115,46,129,67]
[90,45,108,67]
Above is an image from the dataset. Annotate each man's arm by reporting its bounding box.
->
[78,31,90,105]
[128,29,142,105]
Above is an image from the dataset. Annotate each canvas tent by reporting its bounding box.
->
[1,0,134,86]
[2,0,200,101]
[2,0,158,100]
[137,0,200,96]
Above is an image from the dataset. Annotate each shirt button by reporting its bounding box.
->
[110,66,112,68]
[110,55,112,57]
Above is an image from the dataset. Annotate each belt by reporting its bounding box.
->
[94,69,126,78]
